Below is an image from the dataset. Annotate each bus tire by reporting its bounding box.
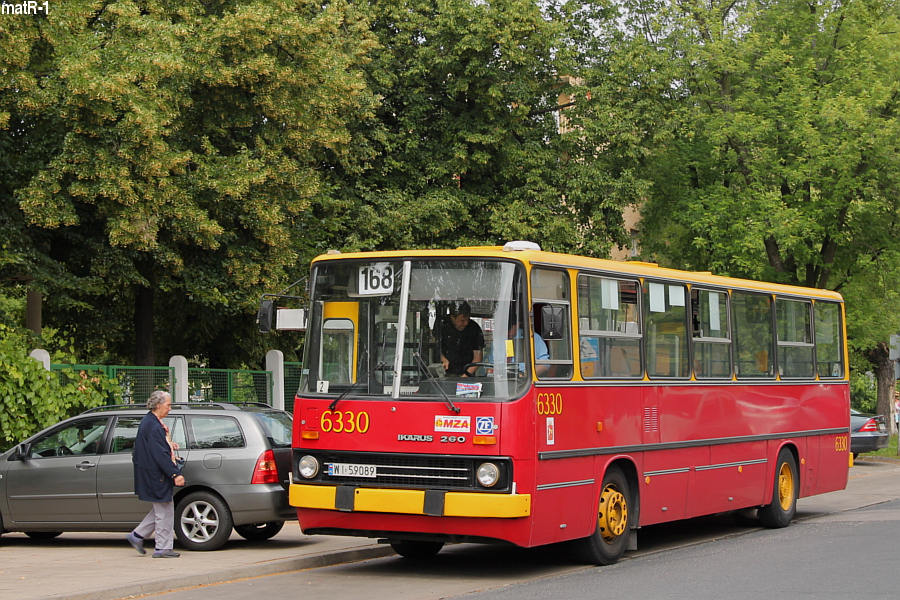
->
[389,539,444,559]
[758,448,798,528]
[569,465,631,565]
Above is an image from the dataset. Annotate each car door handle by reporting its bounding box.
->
[76,461,97,471]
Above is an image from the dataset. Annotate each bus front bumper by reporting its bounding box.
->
[290,484,531,518]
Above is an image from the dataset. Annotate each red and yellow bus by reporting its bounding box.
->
[284,242,849,564]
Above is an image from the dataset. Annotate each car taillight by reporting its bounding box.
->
[251,449,280,484]
[859,419,880,432]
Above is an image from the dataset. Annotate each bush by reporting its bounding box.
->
[849,370,877,413]
[0,324,120,450]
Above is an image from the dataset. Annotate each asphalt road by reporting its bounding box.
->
[136,458,900,600]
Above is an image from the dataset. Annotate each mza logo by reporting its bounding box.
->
[434,415,471,433]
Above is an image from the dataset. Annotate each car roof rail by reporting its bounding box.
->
[80,402,244,414]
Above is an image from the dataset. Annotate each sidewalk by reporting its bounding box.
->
[1,528,395,600]
[3,457,899,600]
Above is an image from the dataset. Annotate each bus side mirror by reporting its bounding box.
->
[540,305,566,340]
[257,299,275,334]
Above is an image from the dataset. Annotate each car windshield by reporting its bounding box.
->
[252,411,292,448]
[299,258,530,402]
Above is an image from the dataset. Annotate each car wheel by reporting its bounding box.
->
[234,521,285,541]
[389,540,444,559]
[758,448,798,528]
[25,531,63,540]
[569,465,631,565]
[175,491,233,551]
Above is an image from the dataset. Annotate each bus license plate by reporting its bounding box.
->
[328,463,377,478]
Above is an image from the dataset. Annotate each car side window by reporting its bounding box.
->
[188,417,246,449]
[110,415,186,453]
[29,417,109,458]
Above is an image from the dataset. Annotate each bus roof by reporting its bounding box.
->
[311,245,843,302]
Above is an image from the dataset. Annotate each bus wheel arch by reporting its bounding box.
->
[759,445,799,528]
[569,460,638,565]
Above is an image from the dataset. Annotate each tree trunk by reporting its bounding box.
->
[868,341,895,430]
[134,285,155,366]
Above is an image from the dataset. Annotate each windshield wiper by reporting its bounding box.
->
[328,361,387,411]
[412,352,460,414]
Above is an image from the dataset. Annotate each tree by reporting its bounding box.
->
[590,0,900,424]
[305,0,631,257]
[0,0,377,367]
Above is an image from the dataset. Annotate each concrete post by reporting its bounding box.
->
[266,349,285,410]
[169,355,189,404]
[29,348,51,372]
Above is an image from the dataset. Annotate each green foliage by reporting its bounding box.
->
[0,324,120,449]
[591,0,900,286]
[307,0,630,257]
[588,0,900,418]
[1,0,376,367]
[850,370,877,413]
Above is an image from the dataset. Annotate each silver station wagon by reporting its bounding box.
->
[0,403,294,550]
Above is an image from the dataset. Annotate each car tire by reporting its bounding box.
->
[25,531,63,540]
[758,448,798,528]
[234,521,285,541]
[175,491,233,551]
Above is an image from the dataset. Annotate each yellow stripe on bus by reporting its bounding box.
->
[290,484,530,518]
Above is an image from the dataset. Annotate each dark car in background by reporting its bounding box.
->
[850,408,889,459]
[0,403,294,550]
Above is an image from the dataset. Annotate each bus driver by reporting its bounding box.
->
[439,301,485,377]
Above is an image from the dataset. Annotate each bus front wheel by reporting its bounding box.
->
[758,448,798,528]
[569,465,631,565]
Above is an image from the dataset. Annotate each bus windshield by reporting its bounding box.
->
[299,258,530,401]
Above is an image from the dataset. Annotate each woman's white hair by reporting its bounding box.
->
[147,390,172,411]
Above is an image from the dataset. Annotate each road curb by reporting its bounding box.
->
[44,545,397,600]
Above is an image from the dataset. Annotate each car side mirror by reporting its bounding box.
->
[10,443,30,461]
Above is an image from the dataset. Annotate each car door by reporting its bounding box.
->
[6,417,110,524]
[97,414,188,522]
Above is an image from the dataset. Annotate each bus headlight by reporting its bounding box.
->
[476,462,500,488]
[298,455,320,479]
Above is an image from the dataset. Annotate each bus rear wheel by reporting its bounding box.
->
[569,465,631,565]
[389,539,444,559]
[758,448,798,528]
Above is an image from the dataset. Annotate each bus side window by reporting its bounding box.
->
[577,274,642,378]
[814,301,844,378]
[732,292,775,379]
[531,268,573,380]
[644,281,690,379]
[776,298,815,378]
[691,289,732,379]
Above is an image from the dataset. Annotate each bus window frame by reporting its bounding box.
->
[530,267,573,381]
[576,272,643,380]
[689,286,733,380]
[643,279,691,380]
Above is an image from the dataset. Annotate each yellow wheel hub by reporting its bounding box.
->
[598,483,628,542]
[777,462,795,511]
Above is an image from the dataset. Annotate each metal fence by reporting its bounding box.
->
[50,363,281,407]
[284,362,303,413]
[51,365,174,405]
[187,368,272,405]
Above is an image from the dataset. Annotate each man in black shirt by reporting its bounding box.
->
[439,301,485,376]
